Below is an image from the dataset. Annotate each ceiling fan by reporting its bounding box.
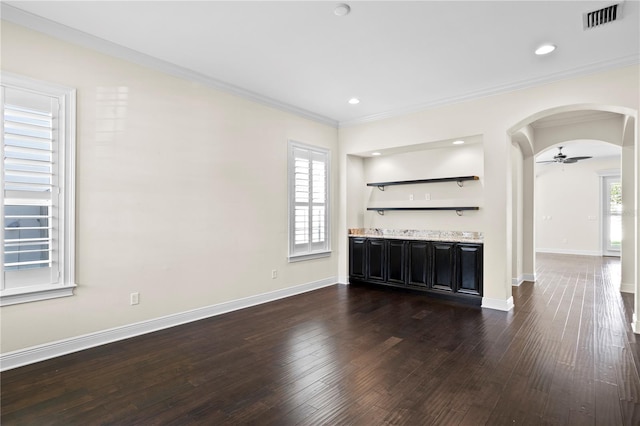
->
[537,146,592,164]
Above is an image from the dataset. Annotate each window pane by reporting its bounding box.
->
[294,206,309,245]
[311,206,325,243]
[4,205,51,270]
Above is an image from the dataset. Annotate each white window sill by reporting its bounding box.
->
[288,251,332,263]
[0,284,76,306]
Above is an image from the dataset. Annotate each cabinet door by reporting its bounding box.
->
[387,240,407,285]
[456,244,483,296]
[349,238,367,279]
[367,239,386,281]
[431,242,455,292]
[407,241,429,287]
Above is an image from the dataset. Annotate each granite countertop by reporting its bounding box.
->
[348,228,483,243]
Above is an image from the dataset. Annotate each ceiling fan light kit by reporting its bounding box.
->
[536,146,593,165]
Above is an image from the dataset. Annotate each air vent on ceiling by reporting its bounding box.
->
[583,3,622,29]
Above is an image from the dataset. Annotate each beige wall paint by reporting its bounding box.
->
[0,22,338,353]
[362,143,483,231]
[535,156,621,255]
[511,144,524,284]
[622,117,637,293]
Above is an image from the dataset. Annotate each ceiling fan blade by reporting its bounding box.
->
[566,156,592,161]
[563,159,578,163]
[536,160,555,164]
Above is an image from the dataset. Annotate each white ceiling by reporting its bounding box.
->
[3,1,639,126]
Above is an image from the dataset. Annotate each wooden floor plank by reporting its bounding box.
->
[2,253,639,425]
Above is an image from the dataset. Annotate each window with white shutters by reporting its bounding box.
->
[1,74,76,306]
[288,141,330,260]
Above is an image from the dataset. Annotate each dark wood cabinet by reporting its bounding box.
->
[349,237,367,279]
[407,241,429,287]
[431,242,456,292]
[349,237,482,304]
[456,243,483,296]
[387,240,407,285]
[367,239,386,281]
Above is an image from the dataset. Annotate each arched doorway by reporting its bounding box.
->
[508,104,638,330]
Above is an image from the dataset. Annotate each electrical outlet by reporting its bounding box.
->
[130,292,140,305]
[271,269,278,279]
[409,194,414,201]
[425,193,431,200]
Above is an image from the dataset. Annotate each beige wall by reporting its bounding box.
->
[535,156,621,255]
[0,22,338,353]
[362,143,484,231]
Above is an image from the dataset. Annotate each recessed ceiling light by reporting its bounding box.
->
[371,152,381,156]
[453,140,465,145]
[535,44,556,55]
[334,4,351,16]
[348,97,360,105]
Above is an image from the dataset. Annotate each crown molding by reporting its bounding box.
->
[1,4,339,128]
[339,54,640,128]
[3,3,638,130]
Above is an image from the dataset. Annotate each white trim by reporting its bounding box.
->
[482,296,514,312]
[536,248,602,256]
[288,251,331,263]
[0,284,76,306]
[633,314,640,335]
[0,277,336,371]
[522,273,536,282]
[287,140,331,260]
[0,4,338,128]
[620,282,635,294]
[1,72,76,302]
[512,276,525,286]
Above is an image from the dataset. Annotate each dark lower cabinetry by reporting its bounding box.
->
[387,240,407,285]
[432,242,456,292]
[349,237,483,304]
[407,241,429,287]
[367,239,386,281]
[456,243,483,296]
[349,237,367,279]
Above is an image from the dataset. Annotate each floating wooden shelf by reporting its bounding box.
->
[367,176,479,190]
[367,206,479,216]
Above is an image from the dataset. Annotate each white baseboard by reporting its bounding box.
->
[536,248,601,256]
[513,273,536,285]
[482,296,514,312]
[620,282,635,294]
[0,277,337,372]
[511,274,536,287]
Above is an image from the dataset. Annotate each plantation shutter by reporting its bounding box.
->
[2,87,59,289]
[289,142,330,259]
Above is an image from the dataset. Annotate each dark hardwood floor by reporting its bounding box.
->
[2,253,639,425]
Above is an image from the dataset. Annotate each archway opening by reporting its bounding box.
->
[508,105,637,329]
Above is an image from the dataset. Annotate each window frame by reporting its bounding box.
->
[287,140,331,262]
[1,73,76,306]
